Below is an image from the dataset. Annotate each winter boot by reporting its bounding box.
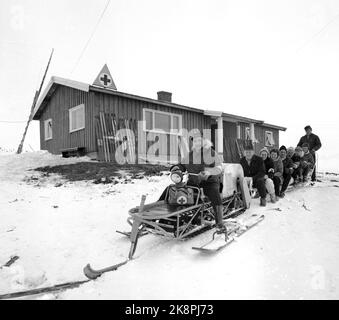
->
[270,194,277,203]
[260,197,267,207]
[214,205,224,227]
[214,205,226,233]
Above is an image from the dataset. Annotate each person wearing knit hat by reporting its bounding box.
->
[300,142,315,182]
[240,145,267,206]
[269,149,284,200]
[291,146,304,183]
[259,147,276,203]
[279,145,287,152]
[279,147,294,197]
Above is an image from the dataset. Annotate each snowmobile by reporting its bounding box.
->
[124,163,252,259]
[83,163,261,280]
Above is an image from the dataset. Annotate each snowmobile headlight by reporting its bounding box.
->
[170,171,183,184]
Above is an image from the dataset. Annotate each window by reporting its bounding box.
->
[69,104,85,133]
[143,109,182,135]
[265,131,275,147]
[44,119,52,141]
[245,127,251,140]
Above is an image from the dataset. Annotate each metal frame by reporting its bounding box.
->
[128,189,244,242]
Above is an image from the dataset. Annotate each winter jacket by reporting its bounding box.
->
[282,157,294,175]
[291,154,301,169]
[263,157,274,173]
[300,152,314,168]
[297,133,322,153]
[272,157,284,182]
[179,146,222,184]
[240,155,266,187]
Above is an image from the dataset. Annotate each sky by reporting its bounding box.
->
[0,0,338,171]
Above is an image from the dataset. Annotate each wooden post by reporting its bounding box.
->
[216,116,224,158]
[17,49,54,154]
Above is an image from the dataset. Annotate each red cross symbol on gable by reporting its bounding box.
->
[100,73,112,86]
[93,64,117,90]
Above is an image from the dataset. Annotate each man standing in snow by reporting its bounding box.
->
[297,126,321,182]
[240,143,267,207]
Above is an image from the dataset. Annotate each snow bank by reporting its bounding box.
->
[0,151,92,181]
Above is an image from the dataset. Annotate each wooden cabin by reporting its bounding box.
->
[32,72,286,163]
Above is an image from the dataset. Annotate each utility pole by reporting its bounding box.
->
[16,49,54,154]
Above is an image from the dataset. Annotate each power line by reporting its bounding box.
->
[0,120,27,124]
[297,12,339,52]
[70,0,111,75]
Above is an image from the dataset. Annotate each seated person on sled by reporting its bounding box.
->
[161,137,224,232]
[279,146,294,198]
[299,143,315,182]
[240,143,267,207]
[259,147,279,203]
[292,145,314,183]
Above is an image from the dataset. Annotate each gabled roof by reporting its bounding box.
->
[32,76,287,132]
[259,122,287,131]
[32,76,203,120]
[32,77,89,120]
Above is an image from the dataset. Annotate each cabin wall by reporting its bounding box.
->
[38,85,281,160]
[223,121,237,139]
[254,125,280,154]
[88,91,211,161]
[39,86,92,154]
[39,87,211,159]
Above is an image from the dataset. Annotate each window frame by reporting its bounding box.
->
[69,104,85,133]
[142,108,182,136]
[245,127,251,140]
[44,118,53,141]
[265,130,275,147]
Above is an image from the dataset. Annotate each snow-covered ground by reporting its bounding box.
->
[0,152,339,300]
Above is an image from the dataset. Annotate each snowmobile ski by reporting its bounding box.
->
[0,279,90,300]
[83,259,129,280]
[192,214,265,252]
[0,259,131,299]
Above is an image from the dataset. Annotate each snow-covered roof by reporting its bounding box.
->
[32,76,286,131]
[32,77,90,120]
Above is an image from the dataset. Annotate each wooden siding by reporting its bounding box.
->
[92,91,211,162]
[39,86,211,160]
[38,84,283,161]
[254,125,280,153]
[39,86,91,154]
[223,121,237,139]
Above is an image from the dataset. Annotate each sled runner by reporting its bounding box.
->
[192,214,265,252]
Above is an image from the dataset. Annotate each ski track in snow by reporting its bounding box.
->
[0,152,339,300]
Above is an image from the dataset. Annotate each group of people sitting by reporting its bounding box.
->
[168,125,321,231]
[240,125,322,207]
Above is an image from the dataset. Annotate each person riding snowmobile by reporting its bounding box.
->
[169,137,224,232]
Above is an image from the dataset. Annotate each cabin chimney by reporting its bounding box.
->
[157,91,172,103]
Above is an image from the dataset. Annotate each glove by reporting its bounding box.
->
[170,165,183,173]
[199,171,210,181]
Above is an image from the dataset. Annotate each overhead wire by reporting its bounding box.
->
[70,0,112,75]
